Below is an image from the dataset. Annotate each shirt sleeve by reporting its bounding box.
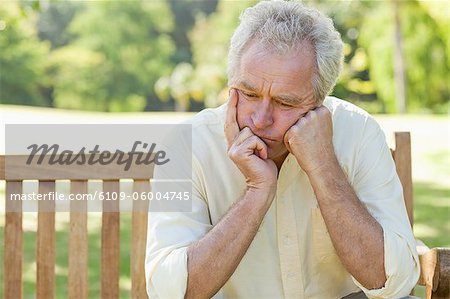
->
[145,153,213,298]
[350,116,420,298]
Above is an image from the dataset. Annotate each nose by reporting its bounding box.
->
[251,97,274,129]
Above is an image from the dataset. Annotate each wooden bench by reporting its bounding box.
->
[1,132,449,298]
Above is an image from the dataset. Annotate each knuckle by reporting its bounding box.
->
[248,134,258,142]
[318,106,329,115]
[285,134,292,144]
[227,149,237,160]
[250,135,262,145]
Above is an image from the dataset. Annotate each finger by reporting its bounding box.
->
[318,105,331,118]
[224,88,240,148]
[312,104,330,116]
[234,127,254,146]
[256,145,268,160]
[283,116,303,153]
[314,104,327,111]
[283,131,292,153]
[304,108,316,120]
[240,135,268,160]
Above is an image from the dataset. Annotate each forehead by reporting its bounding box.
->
[233,41,318,106]
[241,40,316,72]
[235,41,316,96]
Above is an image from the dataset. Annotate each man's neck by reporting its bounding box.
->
[272,151,290,173]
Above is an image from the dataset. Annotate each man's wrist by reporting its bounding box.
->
[246,184,277,204]
[302,153,340,178]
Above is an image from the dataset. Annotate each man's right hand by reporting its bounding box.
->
[224,89,278,191]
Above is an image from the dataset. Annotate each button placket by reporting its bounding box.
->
[276,193,305,298]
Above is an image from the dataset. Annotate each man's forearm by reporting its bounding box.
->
[307,156,386,290]
[185,187,275,299]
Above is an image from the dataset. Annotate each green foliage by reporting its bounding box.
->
[189,0,258,108]
[49,45,107,110]
[37,2,81,49]
[0,3,50,106]
[0,0,448,113]
[304,1,448,114]
[168,0,218,65]
[420,1,450,71]
[401,1,449,112]
[50,1,175,111]
[156,0,257,109]
[358,4,396,112]
[358,1,448,113]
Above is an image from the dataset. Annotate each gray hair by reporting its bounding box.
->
[227,1,343,103]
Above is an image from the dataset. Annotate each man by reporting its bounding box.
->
[145,1,419,298]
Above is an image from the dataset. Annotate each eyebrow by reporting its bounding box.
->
[274,94,303,106]
[237,80,258,93]
[236,80,304,106]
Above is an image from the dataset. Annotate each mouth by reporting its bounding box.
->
[244,127,279,144]
[260,136,278,144]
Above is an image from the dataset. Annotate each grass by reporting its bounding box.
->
[0,107,449,298]
[414,182,450,247]
[0,212,134,298]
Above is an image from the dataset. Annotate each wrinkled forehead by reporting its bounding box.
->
[230,39,316,83]
[231,40,317,106]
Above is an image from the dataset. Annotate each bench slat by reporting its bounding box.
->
[132,180,150,299]
[69,180,88,299]
[37,181,56,299]
[4,181,23,299]
[392,132,413,226]
[3,155,154,180]
[101,180,120,299]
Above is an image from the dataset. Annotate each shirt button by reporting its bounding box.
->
[284,235,291,245]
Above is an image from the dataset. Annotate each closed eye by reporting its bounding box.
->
[242,91,258,99]
[277,101,294,108]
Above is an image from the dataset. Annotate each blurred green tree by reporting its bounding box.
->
[2,0,448,113]
[37,1,81,49]
[0,3,50,106]
[146,0,218,111]
[168,0,218,65]
[359,1,449,113]
[314,1,384,112]
[155,0,257,110]
[160,0,448,113]
[51,1,175,111]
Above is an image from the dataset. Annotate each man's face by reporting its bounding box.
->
[230,41,318,162]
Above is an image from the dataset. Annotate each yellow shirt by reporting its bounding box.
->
[145,97,419,299]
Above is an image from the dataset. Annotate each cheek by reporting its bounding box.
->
[273,110,301,134]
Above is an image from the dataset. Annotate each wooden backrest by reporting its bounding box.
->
[0,131,413,299]
[1,158,154,299]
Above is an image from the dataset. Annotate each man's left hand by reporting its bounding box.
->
[283,105,336,174]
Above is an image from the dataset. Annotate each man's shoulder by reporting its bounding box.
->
[324,96,370,119]
[183,104,228,161]
[324,96,379,130]
[324,96,384,147]
[185,104,227,133]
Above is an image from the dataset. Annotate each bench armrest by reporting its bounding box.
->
[416,239,450,299]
